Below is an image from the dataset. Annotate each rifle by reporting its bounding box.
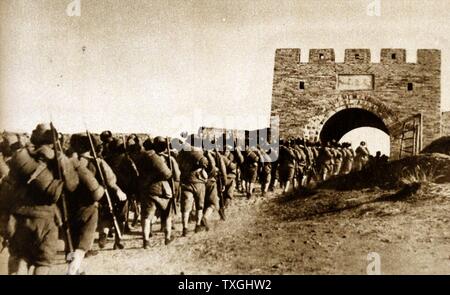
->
[214,148,225,218]
[309,161,320,182]
[50,122,74,256]
[86,130,123,240]
[122,135,140,223]
[122,135,140,178]
[166,137,178,216]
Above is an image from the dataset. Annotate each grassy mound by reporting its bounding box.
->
[319,153,450,190]
[421,136,450,155]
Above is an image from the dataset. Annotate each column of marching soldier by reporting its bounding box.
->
[0,123,378,275]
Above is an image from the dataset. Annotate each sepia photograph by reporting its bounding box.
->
[1,0,450,282]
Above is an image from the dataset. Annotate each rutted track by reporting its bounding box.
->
[2,184,450,274]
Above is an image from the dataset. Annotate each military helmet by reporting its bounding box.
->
[70,133,101,154]
[143,137,154,151]
[153,136,167,153]
[100,130,113,143]
[109,137,125,154]
[126,134,141,153]
[30,123,54,146]
[1,133,23,156]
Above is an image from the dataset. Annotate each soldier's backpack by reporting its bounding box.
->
[141,150,172,181]
[246,150,260,164]
[75,157,105,202]
[9,147,65,203]
[233,149,244,165]
[0,154,9,183]
[178,149,207,174]
[224,154,238,175]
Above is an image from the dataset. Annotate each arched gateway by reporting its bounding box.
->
[313,94,397,141]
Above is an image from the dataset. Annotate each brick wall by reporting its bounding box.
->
[271,48,441,159]
[441,111,450,136]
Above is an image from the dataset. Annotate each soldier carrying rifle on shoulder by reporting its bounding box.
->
[65,132,127,275]
[0,123,79,275]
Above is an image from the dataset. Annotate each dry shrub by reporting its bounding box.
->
[399,164,444,185]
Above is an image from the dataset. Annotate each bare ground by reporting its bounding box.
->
[2,183,450,275]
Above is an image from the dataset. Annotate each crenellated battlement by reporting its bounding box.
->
[309,49,335,63]
[274,48,440,65]
[344,49,371,63]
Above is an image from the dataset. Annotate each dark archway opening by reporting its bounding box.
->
[320,108,389,143]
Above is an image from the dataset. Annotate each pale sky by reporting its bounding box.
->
[1,0,449,137]
[341,127,390,156]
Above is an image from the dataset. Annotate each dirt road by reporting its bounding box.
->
[1,183,450,275]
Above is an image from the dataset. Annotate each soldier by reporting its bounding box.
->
[158,137,181,233]
[177,135,209,236]
[202,147,226,228]
[307,141,321,183]
[98,137,133,249]
[0,123,79,275]
[278,140,296,194]
[129,135,175,248]
[233,138,245,194]
[258,147,272,196]
[126,135,145,226]
[66,133,126,275]
[340,142,355,175]
[112,137,140,232]
[355,141,370,171]
[100,131,114,158]
[0,133,24,254]
[0,133,24,159]
[317,142,334,181]
[332,143,343,177]
[292,139,307,189]
[0,134,19,183]
[149,136,179,244]
[0,155,7,184]
[312,142,320,159]
[242,146,260,199]
[374,151,382,165]
[301,141,315,187]
[221,145,243,210]
[268,149,279,192]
